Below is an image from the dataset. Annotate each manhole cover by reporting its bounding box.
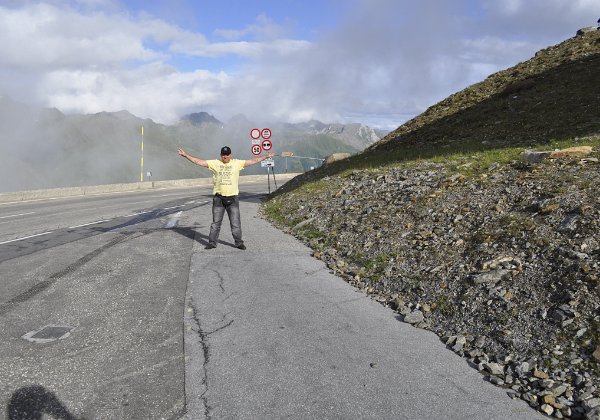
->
[22,325,74,344]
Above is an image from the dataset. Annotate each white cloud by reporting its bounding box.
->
[231,0,598,127]
[0,2,315,125]
[171,38,310,59]
[214,13,289,41]
[0,3,161,69]
[0,0,598,131]
[43,64,232,123]
[479,0,599,39]
[461,36,534,66]
[485,0,597,17]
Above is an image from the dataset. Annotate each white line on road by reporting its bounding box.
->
[68,220,111,229]
[126,210,154,217]
[0,231,53,245]
[0,204,195,244]
[187,200,210,205]
[0,212,35,219]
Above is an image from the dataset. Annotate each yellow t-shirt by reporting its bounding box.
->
[207,159,246,196]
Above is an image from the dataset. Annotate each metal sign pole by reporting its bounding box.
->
[267,166,271,194]
[271,165,278,189]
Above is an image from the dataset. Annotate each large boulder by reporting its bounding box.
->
[549,146,594,159]
[522,146,594,162]
[324,153,351,165]
[576,26,597,36]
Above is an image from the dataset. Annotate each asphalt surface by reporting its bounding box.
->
[183,199,544,420]
[0,186,216,419]
[0,177,545,419]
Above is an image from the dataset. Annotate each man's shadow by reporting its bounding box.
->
[7,385,78,420]
[172,226,237,249]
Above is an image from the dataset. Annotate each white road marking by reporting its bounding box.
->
[0,203,195,244]
[68,220,110,229]
[0,212,35,219]
[0,231,53,245]
[126,210,154,217]
[185,200,210,205]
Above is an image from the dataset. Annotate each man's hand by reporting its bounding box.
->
[266,152,275,159]
[178,148,209,167]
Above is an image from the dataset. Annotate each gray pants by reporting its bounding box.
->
[208,195,243,246]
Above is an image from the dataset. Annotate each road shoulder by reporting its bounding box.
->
[183,200,543,419]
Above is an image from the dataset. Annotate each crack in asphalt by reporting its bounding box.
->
[304,267,328,276]
[208,269,227,293]
[189,299,212,420]
[222,292,236,303]
[208,319,234,336]
[188,296,235,420]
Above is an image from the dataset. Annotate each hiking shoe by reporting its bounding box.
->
[236,244,246,250]
[205,243,216,249]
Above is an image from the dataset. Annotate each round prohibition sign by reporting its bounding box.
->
[251,144,262,155]
[250,128,261,139]
[261,139,273,151]
[261,128,272,139]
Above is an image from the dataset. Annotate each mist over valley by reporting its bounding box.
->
[0,97,387,193]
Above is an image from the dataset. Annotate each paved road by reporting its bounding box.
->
[0,178,543,419]
[0,185,217,419]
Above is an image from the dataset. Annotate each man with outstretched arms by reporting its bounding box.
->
[177,146,275,250]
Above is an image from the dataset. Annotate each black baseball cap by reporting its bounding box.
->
[220,146,232,155]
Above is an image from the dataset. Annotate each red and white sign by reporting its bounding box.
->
[261,128,272,139]
[261,139,273,151]
[250,128,261,139]
[251,145,262,155]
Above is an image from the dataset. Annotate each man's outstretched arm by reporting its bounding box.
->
[177,148,209,168]
[244,152,275,167]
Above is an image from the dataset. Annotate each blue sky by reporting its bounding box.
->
[0,0,598,130]
[122,0,343,40]
[120,0,348,73]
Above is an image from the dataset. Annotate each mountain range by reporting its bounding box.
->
[0,98,387,193]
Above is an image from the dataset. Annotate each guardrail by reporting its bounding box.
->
[0,173,301,204]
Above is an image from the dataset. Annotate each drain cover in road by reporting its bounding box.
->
[22,325,74,344]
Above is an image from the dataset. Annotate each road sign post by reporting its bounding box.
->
[250,128,276,192]
[261,158,277,193]
[282,151,293,172]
